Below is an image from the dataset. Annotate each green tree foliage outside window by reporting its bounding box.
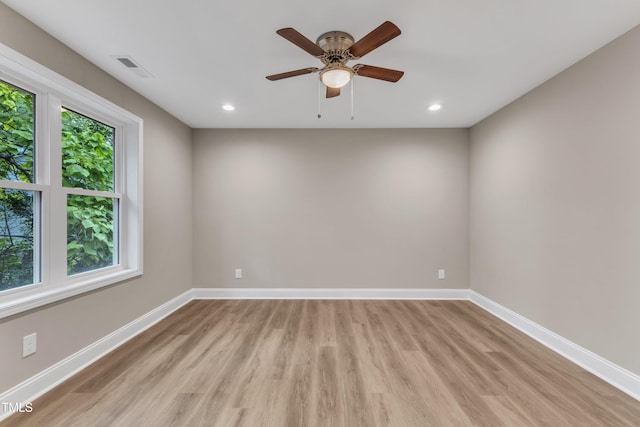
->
[62,109,114,192]
[62,109,116,275]
[0,81,35,291]
[0,188,34,291]
[66,195,115,275]
[0,80,34,183]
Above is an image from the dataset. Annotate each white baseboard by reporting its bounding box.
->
[0,289,193,421]
[191,287,470,300]
[468,290,640,401]
[2,287,638,421]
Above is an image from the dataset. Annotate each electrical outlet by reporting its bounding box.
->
[23,333,37,358]
[438,269,446,280]
[235,268,242,279]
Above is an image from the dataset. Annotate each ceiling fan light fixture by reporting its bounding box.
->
[320,66,353,88]
[267,22,403,99]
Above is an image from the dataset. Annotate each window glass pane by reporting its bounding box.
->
[0,80,35,183]
[61,108,114,191]
[67,195,117,275]
[0,188,36,291]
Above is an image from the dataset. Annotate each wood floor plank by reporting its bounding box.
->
[247,379,287,427]
[230,328,284,410]
[483,395,537,427]
[149,392,205,427]
[272,300,303,380]
[311,346,342,427]
[400,350,474,426]
[285,359,315,427]
[316,300,337,347]
[334,301,376,427]
[3,300,640,427]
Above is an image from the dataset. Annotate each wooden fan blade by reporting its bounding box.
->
[276,28,326,57]
[354,65,404,82]
[266,67,318,81]
[348,21,401,58]
[326,86,340,98]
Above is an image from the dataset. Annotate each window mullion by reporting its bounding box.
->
[47,95,66,286]
[35,89,50,287]
[115,125,125,268]
[64,188,122,199]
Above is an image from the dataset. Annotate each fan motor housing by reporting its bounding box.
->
[317,31,354,64]
[316,31,354,51]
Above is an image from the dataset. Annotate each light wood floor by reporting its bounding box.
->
[3,300,640,426]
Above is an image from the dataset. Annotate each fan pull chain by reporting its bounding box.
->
[317,80,322,119]
[350,77,355,120]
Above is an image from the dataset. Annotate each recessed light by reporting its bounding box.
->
[222,104,235,111]
[428,103,442,112]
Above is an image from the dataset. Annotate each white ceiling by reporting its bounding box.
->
[3,0,640,128]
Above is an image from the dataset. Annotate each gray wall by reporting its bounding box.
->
[193,129,469,289]
[0,4,193,392]
[470,26,640,375]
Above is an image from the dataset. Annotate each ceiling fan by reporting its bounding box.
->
[266,21,404,98]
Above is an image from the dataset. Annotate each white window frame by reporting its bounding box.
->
[0,43,143,319]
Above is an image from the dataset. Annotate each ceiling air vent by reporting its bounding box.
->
[113,55,153,78]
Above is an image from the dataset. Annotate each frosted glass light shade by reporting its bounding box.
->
[321,68,352,88]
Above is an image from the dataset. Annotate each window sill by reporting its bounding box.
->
[0,269,142,320]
